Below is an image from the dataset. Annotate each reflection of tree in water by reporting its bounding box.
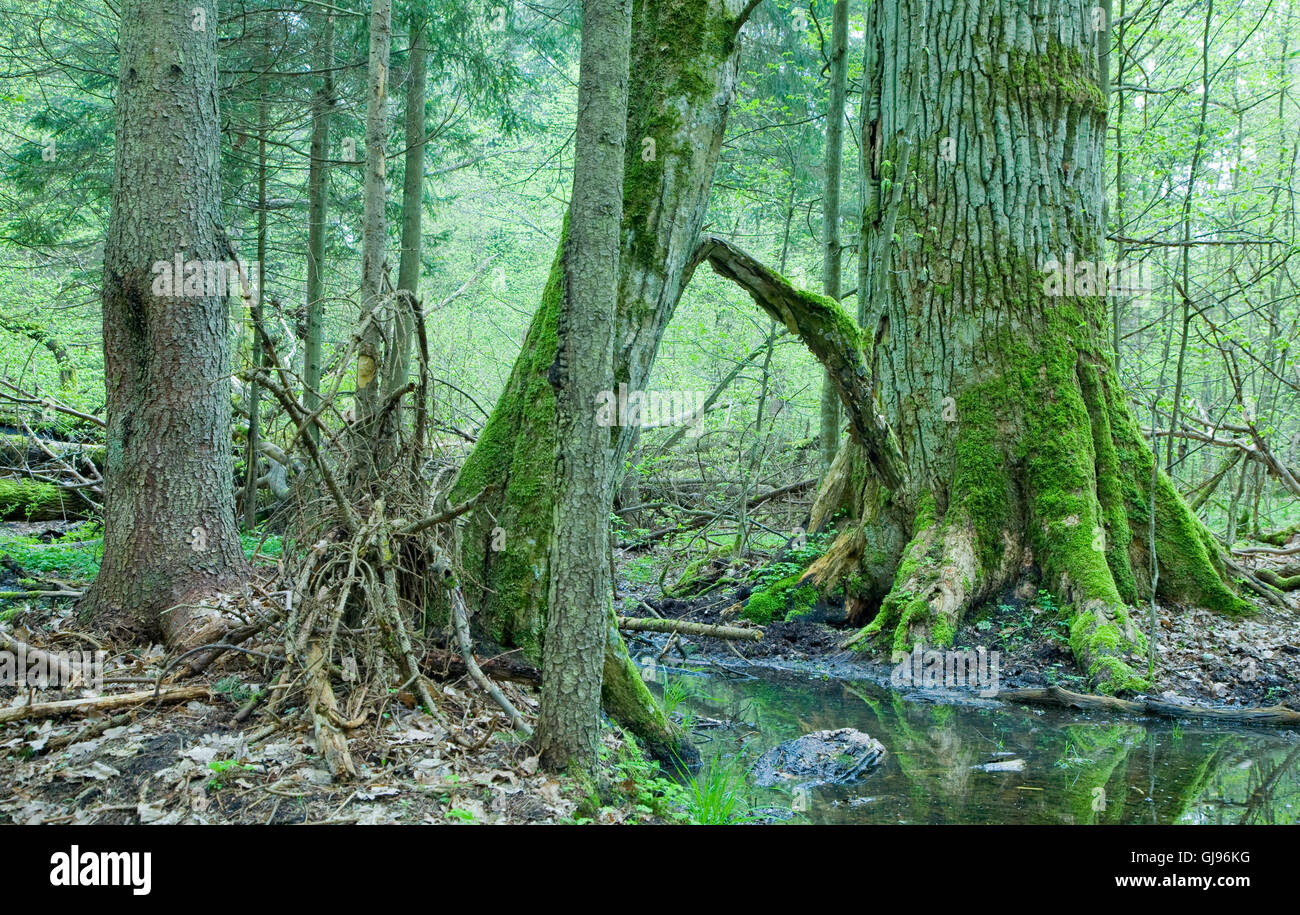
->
[1187,739,1300,825]
[846,684,1232,825]
[844,687,980,822]
[686,672,1300,825]
[1046,723,1144,824]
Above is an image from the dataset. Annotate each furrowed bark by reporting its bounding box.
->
[82,0,247,650]
[537,0,632,773]
[450,0,750,758]
[742,0,1248,696]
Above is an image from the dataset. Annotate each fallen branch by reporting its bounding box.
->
[450,585,532,735]
[0,631,92,685]
[998,684,1300,727]
[700,235,905,490]
[615,616,764,642]
[0,685,209,725]
[422,646,541,685]
[397,484,495,537]
[304,642,357,780]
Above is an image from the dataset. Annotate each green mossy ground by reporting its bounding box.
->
[742,572,819,624]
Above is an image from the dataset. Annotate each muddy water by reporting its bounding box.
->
[659,665,1300,824]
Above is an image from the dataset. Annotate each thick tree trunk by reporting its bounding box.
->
[83,0,247,648]
[451,0,753,761]
[784,0,1247,694]
[537,0,632,774]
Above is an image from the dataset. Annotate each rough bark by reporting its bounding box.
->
[771,0,1248,694]
[450,0,751,763]
[537,0,632,773]
[81,0,247,649]
[817,0,849,473]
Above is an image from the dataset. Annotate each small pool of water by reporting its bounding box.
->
[662,664,1300,824]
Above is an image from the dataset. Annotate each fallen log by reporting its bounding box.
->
[421,646,541,685]
[616,616,763,642]
[0,478,94,522]
[0,685,210,725]
[998,684,1300,727]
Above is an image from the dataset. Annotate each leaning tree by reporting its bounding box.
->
[449,0,761,760]
[456,0,1251,750]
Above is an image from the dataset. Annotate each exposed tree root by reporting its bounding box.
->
[713,249,1256,697]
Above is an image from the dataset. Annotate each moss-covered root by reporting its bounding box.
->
[600,604,699,773]
[1067,599,1149,695]
[841,505,982,654]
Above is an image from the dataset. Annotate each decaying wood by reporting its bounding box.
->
[304,642,357,780]
[0,631,91,685]
[998,684,1300,727]
[421,646,542,685]
[616,616,764,642]
[451,585,532,735]
[0,685,209,725]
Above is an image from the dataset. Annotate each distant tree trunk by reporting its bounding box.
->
[537,0,632,774]
[242,84,268,530]
[451,0,755,762]
[787,0,1246,694]
[353,0,392,471]
[83,0,247,649]
[383,9,428,435]
[817,0,849,474]
[1166,0,1214,477]
[303,10,334,444]
[0,317,77,389]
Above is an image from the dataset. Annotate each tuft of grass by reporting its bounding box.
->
[684,754,753,825]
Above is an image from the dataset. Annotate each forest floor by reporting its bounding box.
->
[2,520,1298,825]
[0,522,684,826]
[619,546,1300,712]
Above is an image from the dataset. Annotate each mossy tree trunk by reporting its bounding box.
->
[450,0,755,761]
[537,0,632,774]
[788,0,1248,694]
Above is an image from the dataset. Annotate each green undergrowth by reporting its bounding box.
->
[742,531,834,624]
[0,523,103,583]
[0,524,282,594]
